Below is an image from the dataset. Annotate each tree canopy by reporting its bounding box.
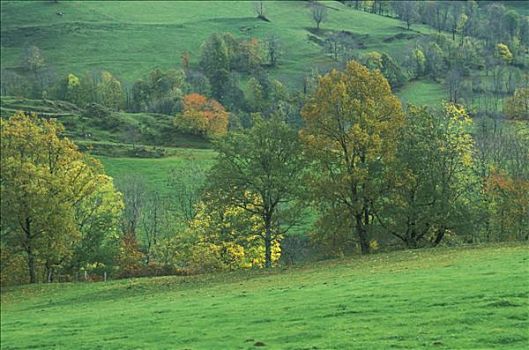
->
[0,112,122,283]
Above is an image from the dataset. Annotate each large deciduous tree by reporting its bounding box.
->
[377,104,475,248]
[0,112,122,283]
[301,61,404,254]
[206,115,305,267]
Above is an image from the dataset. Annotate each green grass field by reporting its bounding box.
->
[0,1,434,90]
[397,80,446,107]
[1,244,527,349]
[99,150,216,196]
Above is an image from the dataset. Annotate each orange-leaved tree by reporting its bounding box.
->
[175,93,229,137]
[485,171,529,241]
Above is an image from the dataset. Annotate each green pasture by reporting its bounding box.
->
[1,244,527,349]
[397,80,446,107]
[99,149,216,196]
[1,1,433,88]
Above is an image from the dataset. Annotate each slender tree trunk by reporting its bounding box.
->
[24,218,37,284]
[433,225,446,246]
[264,219,272,268]
[27,245,37,284]
[47,267,54,283]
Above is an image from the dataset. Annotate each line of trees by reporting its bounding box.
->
[2,60,527,284]
[2,1,528,284]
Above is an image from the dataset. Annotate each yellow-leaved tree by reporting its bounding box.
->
[0,112,122,283]
[187,192,281,272]
[301,60,404,254]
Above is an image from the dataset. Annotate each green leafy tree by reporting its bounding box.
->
[362,51,406,88]
[206,115,305,267]
[377,104,475,247]
[71,178,123,276]
[200,33,230,100]
[97,71,125,110]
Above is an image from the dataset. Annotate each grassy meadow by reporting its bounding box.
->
[398,80,447,107]
[1,1,438,93]
[1,244,528,349]
[99,149,215,196]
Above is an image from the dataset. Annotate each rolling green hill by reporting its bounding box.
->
[0,0,436,91]
[1,244,527,349]
[0,0,451,160]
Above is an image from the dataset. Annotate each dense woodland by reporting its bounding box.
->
[1,0,528,285]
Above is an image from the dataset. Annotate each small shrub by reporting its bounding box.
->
[83,102,111,119]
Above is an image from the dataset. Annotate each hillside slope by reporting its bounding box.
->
[1,1,433,88]
[1,244,527,349]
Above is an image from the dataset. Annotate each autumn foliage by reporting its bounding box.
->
[485,171,529,240]
[175,93,228,137]
[301,60,404,254]
[0,112,123,284]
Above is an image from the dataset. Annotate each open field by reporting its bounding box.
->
[1,2,528,348]
[0,1,435,91]
[1,244,528,349]
[398,80,447,107]
[99,150,216,196]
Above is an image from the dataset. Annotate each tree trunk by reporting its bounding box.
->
[405,235,418,249]
[24,218,37,284]
[27,245,37,283]
[264,220,272,268]
[433,225,446,246]
[47,268,54,283]
[355,213,370,254]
